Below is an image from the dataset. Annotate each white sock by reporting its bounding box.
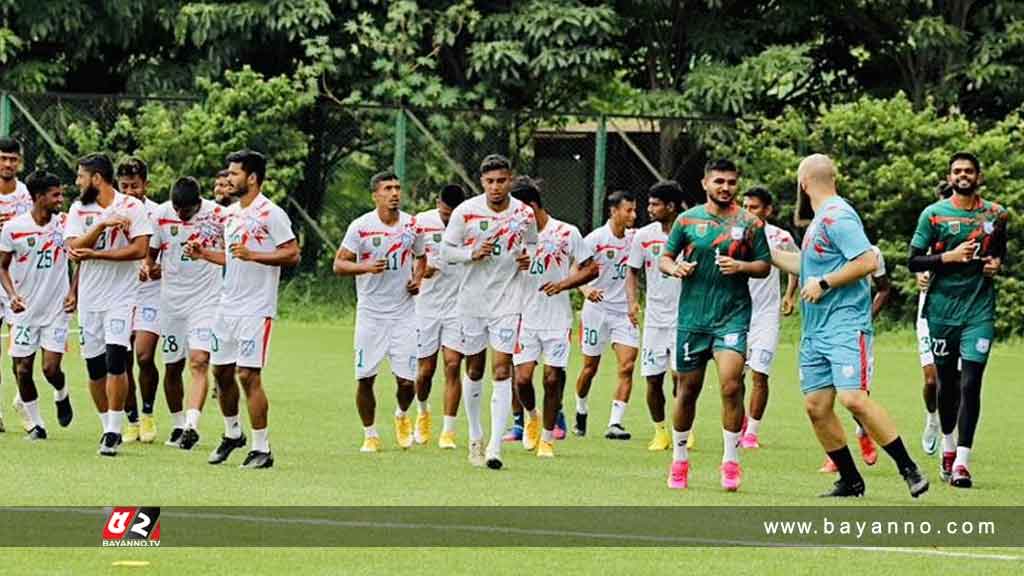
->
[417,400,429,414]
[925,410,939,427]
[53,385,68,402]
[942,433,956,453]
[171,411,186,429]
[186,409,201,430]
[109,410,125,435]
[252,428,269,452]
[954,446,971,469]
[542,428,553,442]
[442,415,456,434]
[24,399,44,428]
[395,406,407,418]
[99,412,109,432]
[746,417,761,436]
[224,415,242,439]
[576,395,589,415]
[672,429,689,461]
[722,429,740,463]
[364,425,379,438]
[608,400,627,426]
[487,378,513,455]
[462,376,483,441]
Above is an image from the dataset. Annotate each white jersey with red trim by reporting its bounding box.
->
[583,222,635,313]
[749,223,796,317]
[521,217,590,331]
[0,181,34,311]
[341,210,419,319]
[443,194,538,319]
[64,192,153,313]
[150,199,225,317]
[412,208,463,320]
[135,197,162,310]
[627,222,680,328]
[0,212,69,326]
[220,194,295,319]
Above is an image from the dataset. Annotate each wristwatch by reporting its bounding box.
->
[818,277,831,291]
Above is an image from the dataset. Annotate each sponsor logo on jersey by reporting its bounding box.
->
[731,226,744,240]
[977,338,991,354]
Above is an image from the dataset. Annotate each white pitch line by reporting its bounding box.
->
[7,507,1022,561]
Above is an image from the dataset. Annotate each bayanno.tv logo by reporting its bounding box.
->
[102,507,161,547]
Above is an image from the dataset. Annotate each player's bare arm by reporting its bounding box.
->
[717,255,770,278]
[0,250,24,312]
[333,246,385,276]
[871,273,892,319]
[782,273,798,315]
[802,248,877,303]
[770,247,801,276]
[64,263,79,313]
[625,264,641,326]
[658,251,695,278]
[67,214,129,251]
[542,258,598,296]
[70,234,150,262]
[185,240,225,266]
[232,238,300,267]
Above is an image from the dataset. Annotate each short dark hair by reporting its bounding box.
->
[78,153,115,184]
[216,169,230,179]
[0,137,22,155]
[606,189,634,210]
[936,181,954,199]
[949,151,981,173]
[704,158,739,175]
[510,176,542,208]
[225,149,267,185]
[743,186,773,207]
[440,183,466,209]
[479,154,512,175]
[116,156,148,181]
[25,170,60,199]
[649,180,685,211]
[370,170,399,192]
[171,176,202,208]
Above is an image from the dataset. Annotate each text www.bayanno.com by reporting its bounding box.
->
[763,518,996,539]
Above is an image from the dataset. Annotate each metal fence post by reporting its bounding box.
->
[0,93,10,137]
[394,107,407,185]
[591,115,607,230]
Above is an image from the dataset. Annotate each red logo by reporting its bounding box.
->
[102,507,161,547]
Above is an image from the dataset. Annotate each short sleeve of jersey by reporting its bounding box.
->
[268,205,295,247]
[442,206,466,247]
[64,205,84,240]
[127,201,153,239]
[827,211,872,261]
[871,246,886,277]
[910,207,934,250]
[750,221,771,263]
[413,222,426,258]
[570,227,591,264]
[626,230,644,269]
[150,225,162,250]
[0,224,12,252]
[341,218,361,254]
[665,219,687,257]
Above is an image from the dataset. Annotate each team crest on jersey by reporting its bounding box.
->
[170,225,179,236]
[433,233,442,242]
[372,237,381,247]
[606,250,615,259]
[983,221,994,234]
[652,245,661,255]
[26,237,35,247]
[695,223,708,237]
[480,221,489,231]
[731,226,744,240]
[85,216,94,226]
[949,221,960,235]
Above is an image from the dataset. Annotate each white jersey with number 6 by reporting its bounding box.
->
[521,217,590,331]
[583,223,634,314]
[0,212,69,326]
[341,210,419,319]
[220,194,295,319]
[150,199,225,317]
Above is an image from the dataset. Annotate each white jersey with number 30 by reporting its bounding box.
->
[0,212,69,326]
[583,223,634,313]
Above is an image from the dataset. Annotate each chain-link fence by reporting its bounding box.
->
[0,92,735,281]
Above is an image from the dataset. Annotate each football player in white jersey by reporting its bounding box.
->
[334,171,421,453]
[510,177,596,457]
[0,171,77,439]
[116,157,162,444]
[574,190,638,440]
[148,177,225,450]
[213,169,236,207]
[65,153,153,456]
[0,137,34,433]
[443,154,537,470]
[626,181,686,452]
[738,187,798,449]
[411,184,467,449]
[194,150,299,470]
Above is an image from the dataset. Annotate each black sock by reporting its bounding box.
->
[882,436,916,474]
[827,446,863,484]
[513,412,524,427]
[142,401,154,415]
[126,407,139,422]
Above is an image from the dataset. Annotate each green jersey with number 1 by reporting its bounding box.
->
[665,203,771,331]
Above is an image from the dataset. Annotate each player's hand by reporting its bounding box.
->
[406,278,420,295]
[540,281,563,296]
[983,256,1002,278]
[63,292,77,313]
[716,255,744,276]
[10,295,25,314]
[422,265,439,279]
[515,249,531,271]
[68,247,95,262]
[147,261,162,281]
[801,276,826,303]
[472,240,495,261]
[582,287,604,303]
[915,272,931,291]
[363,259,387,274]
[184,240,203,260]
[102,214,131,231]
[671,261,697,279]
[781,294,795,316]
[628,302,640,327]
[229,243,253,261]
[943,239,976,264]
